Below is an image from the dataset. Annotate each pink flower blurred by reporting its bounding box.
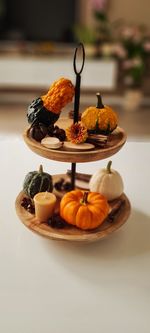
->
[121,26,135,39]
[122,60,133,69]
[132,57,143,67]
[133,28,142,43]
[112,43,127,58]
[123,57,143,69]
[91,0,108,11]
[121,26,142,42]
[143,41,150,52]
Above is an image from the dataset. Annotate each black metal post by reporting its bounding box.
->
[73,74,81,124]
[71,162,76,190]
[71,43,85,190]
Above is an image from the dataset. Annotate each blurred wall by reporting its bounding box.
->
[79,0,150,28]
[108,0,150,27]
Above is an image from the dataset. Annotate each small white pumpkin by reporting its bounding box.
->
[89,161,124,201]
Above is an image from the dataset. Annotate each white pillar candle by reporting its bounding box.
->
[34,192,57,223]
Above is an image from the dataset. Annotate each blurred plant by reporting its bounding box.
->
[91,0,111,43]
[74,1,150,87]
[74,1,111,53]
[112,24,150,87]
[74,25,96,45]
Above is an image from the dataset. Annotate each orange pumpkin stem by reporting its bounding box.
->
[96,93,104,109]
[81,191,89,204]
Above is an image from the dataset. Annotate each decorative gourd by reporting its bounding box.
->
[27,97,59,126]
[81,93,118,134]
[23,165,53,199]
[29,122,48,142]
[89,161,124,201]
[60,190,109,230]
[27,78,75,126]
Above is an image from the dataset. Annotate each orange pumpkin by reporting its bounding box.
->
[60,190,109,230]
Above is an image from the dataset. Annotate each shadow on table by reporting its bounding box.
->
[42,208,150,282]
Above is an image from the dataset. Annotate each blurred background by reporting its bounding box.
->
[0,0,150,139]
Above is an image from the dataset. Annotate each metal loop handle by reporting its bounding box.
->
[73,43,85,75]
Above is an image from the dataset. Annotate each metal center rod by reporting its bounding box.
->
[71,43,85,190]
[73,74,81,124]
[71,162,76,190]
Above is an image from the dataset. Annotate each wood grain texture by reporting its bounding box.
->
[15,174,131,242]
[23,122,127,163]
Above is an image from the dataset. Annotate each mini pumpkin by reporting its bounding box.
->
[23,165,53,199]
[81,93,118,134]
[27,78,74,126]
[89,160,124,201]
[60,190,109,230]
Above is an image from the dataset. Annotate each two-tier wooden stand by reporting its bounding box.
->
[15,44,131,242]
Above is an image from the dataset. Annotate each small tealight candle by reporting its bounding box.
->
[34,192,57,223]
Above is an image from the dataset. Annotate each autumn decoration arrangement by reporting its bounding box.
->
[28,77,118,151]
[16,46,131,240]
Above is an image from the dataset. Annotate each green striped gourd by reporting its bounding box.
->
[23,165,53,199]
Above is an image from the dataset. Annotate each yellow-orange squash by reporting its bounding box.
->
[60,190,109,230]
[81,93,118,134]
[42,77,75,114]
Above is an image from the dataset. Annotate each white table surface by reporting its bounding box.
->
[0,134,150,333]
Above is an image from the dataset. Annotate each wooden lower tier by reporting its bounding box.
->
[15,175,131,243]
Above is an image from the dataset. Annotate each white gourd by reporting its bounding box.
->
[89,161,124,201]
